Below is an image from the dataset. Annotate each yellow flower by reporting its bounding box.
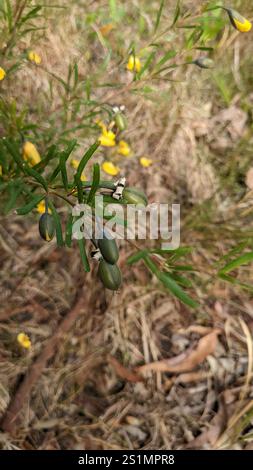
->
[23,141,41,166]
[127,55,141,73]
[36,200,52,214]
[99,23,114,37]
[70,159,86,181]
[102,161,120,176]
[140,157,153,168]
[70,158,79,170]
[0,67,6,81]
[95,119,107,132]
[226,8,252,32]
[99,129,116,147]
[0,165,2,176]
[118,140,131,157]
[17,333,31,350]
[28,50,42,64]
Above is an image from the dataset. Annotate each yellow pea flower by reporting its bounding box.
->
[118,140,131,157]
[127,55,141,73]
[102,161,120,176]
[70,158,79,170]
[36,200,52,214]
[99,129,116,147]
[23,141,41,166]
[28,50,42,64]
[225,8,252,32]
[0,67,6,81]
[99,23,114,37]
[140,157,153,168]
[17,333,31,350]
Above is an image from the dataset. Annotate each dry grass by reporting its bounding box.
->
[0,0,253,450]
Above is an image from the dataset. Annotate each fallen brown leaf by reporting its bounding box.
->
[137,329,221,374]
[108,355,143,383]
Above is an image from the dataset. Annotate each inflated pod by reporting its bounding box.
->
[98,234,119,265]
[39,213,55,242]
[98,260,122,291]
[115,112,127,131]
[123,187,148,206]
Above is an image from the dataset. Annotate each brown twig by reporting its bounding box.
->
[0,285,93,436]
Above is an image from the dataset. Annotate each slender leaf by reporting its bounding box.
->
[219,252,253,275]
[170,0,180,28]
[127,250,148,265]
[16,194,45,215]
[59,151,68,190]
[76,141,100,181]
[78,239,90,272]
[65,212,73,247]
[87,163,100,204]
[154,0,164,33]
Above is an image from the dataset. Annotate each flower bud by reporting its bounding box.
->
[115,112,127,131]
[39,213,55,242]
[98,260,122,291]
[194,57,214,69]
[225,8,252,33]
[123,187,148,206]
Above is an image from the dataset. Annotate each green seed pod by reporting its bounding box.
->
[98,234,119,264]
[194,57,214,69]
[123,187,148,206]
[39,213,55,242]
[98,260,122,291]
[115,112,127,131]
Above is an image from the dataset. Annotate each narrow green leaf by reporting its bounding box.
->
[19,6,42,25]
[34,144,57,172]
[127,250,148,265]
[5,0,13,32]
[158,271,198,308]
[73,62,78,89]
[219,252,253,275]
[78,239,90,272]
[65,212,73,247]
[3,138,24,170]
[74,174,84,203]
[87,163,100,204]
[76,141,100,182]
[59,152,68,190]
[137,50,156,79]
[16,194,44,215]
[170,0,181,28]
[154,0,165,33]
[155,50,177,69]
[48,140,76,183]
[25,165,48,191]
[144,256,197,308]
[168,272,192,288]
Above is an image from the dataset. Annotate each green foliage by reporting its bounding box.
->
[0,0,252,302]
